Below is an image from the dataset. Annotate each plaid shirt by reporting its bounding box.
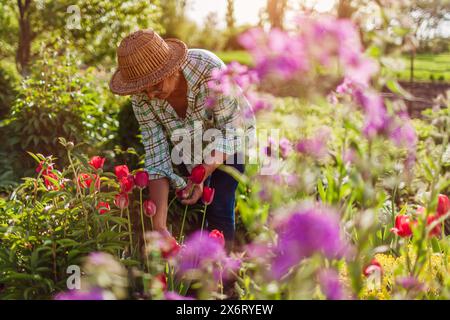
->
[131,49,256,189]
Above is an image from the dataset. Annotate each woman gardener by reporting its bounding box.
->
[109,29,255,250]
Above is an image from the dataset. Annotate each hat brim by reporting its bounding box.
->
[109,38,188,96]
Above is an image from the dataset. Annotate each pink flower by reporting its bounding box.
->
[134,170,149,189]
[143,200,157,217]
[208,229,225,247]
[202,187,215,205]
[114,193,129,209]
[96,202,111,215]
[119,175,134,193]
[114,165,130,180]
[89,156,105,170]
[295,127,330,160]
[189,165,206,184]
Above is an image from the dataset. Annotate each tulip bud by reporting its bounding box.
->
[390,215,414,237]
[66,141,74,151]
[96,201,111,215]
[134,170,149,189]
[89,156,105,170]
[120,175,135,193]
[202,187,215,205]
[189,165,206,184]
[208,229,225,247]
[143,200,157,217]
[114,192,129,209]
[114,165,130,180]
[437,194,449,218]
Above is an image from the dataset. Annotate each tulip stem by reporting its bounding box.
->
[200,204,208,237]
[179,205,189,244]
[139,188,150,270]
[126,207,133,257]
[67,149,89,239]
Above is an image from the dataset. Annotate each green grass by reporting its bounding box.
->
[215,50,253,66]
[388,54,450,82]
[216,50,450,83]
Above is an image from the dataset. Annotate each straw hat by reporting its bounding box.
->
[109,29,188,96]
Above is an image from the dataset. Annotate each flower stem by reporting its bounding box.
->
[126,207,133,257]
[67,149,89,239]
[200,204,208,237]
[139,188,150,270]
[179,205,189,244]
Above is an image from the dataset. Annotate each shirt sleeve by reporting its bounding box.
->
[131,95,187,190]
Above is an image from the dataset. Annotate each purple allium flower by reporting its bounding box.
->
[396,276,425,292]
[54,288,104,300]
[389,114,417,150]
[295,127,330,160]
[352,89,390,139]
[271,204,347,279]
[87,252,110,265]
[279,137,293,159]
[164,291,195,300]
[239,27,308,79]
[176,231,240,281]
[318,269,346,300]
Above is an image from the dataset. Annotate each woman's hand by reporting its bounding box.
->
[180,180,203,205]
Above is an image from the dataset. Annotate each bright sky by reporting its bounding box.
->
[186,0,336,28]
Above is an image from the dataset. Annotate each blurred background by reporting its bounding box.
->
[0,0,448,191]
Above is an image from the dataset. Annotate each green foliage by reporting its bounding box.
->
[0,148,132,299]
[0,50,120,189]
[0,61,19,119]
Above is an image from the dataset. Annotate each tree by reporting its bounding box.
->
[266,0,288,30]
[226,0,236,32]
[3,0,163,75]
[159,0,188,38]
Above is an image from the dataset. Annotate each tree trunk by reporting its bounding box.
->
[16,0,33,75]
[267,0,287,30]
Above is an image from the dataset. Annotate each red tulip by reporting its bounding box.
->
[390,215,413,237]
[427,214,441,237]
[202,187,215,205]
[134,170,149,189]
[114,192,129,209]
[363,259,383,277]
[161,236,181,259]
[189,165,206,184]
[96,202,111,215]
[89,156,105,170]
[209,229,225,247]
[78,173,100,190]
[120,175,135,193]
[143,200,157,217]
[114,165,130,180]
[437,194,449,218]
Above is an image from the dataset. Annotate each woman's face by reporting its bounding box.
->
[144,71,179,100]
